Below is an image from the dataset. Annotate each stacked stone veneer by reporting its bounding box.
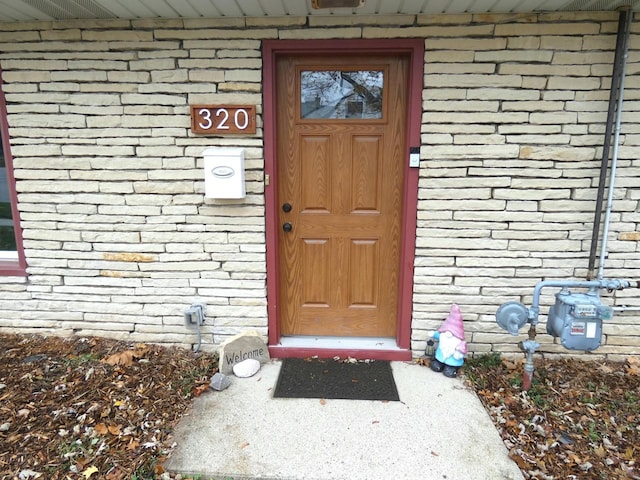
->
[0,12,638,358]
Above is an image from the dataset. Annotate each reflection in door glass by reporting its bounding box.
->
[301,70,383,119]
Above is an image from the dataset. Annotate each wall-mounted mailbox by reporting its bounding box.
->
[203,147,246,199]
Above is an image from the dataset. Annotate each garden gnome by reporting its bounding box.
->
[429,303,467,378]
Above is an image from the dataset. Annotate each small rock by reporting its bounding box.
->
[210,372,231,391]
[0,422,10,432]
[232,358,260,378]
[18,469,40,480]
[580,462,593,472]
[22,354,47,364]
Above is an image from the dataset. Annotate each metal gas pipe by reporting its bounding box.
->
[496,279,639,391]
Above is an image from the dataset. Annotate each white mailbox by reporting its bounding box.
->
[203,147,246,199]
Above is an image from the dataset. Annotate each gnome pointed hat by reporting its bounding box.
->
[438,303,465,340]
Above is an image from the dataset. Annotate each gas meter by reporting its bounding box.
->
[496,278,634,351]
[546,288,613,351]
[495,278,636,391]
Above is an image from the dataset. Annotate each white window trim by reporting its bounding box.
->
[0,250,18,260]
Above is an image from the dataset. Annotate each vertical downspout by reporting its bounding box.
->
[598,10,632,280]
[587,7,633,279]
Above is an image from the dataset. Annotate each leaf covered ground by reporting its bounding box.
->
[461,353,640,480]
[0,334,218,480]
[1,333,639,480]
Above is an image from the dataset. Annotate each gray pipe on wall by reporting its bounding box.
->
[587,7,633,280]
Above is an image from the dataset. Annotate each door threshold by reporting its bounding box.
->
[269,336,412,361]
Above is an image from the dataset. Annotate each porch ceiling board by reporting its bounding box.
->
[0,0,637,23]
[0,0,45,21]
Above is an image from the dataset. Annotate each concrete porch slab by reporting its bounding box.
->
[165,360,524,480]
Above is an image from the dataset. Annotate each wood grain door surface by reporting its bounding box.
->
[276,54,408,338]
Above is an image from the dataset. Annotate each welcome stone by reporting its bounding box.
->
[218,331,270,375]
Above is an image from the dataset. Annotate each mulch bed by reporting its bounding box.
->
[0,333,218,479]
[1,332,639,479]
[458,354,640,480]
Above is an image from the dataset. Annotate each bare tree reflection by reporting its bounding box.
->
[301,70,383,119]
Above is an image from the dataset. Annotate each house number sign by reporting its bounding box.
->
[190,105,256,134]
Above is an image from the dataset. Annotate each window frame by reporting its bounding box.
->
[0,68,26,276]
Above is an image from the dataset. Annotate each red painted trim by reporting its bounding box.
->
[268,346,412,362]
[396,40,424,349]
[263,41,281,346]
[262,38,424,357]
[0,261,26,276]
[0,68,27,277]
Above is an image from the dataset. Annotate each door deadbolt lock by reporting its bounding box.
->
[282,203,292,213]
[282,222,293,232]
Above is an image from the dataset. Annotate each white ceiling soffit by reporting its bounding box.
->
[0,0,637,22]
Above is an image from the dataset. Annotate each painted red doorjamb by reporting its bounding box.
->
[263,38,423,361]
[0,67,27,277]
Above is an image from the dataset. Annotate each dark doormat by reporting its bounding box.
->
[273,357,400,401]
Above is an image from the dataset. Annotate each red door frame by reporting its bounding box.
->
[0,68,27,277]
[263,39,423,361]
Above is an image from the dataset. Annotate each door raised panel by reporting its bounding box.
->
[301,238,330,306]
[351,135,382,213]
[301,135,331,212]
[349,239,379,306]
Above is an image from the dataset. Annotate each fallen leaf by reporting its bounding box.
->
[106,468,124,480]
[594,445,607,458]
[320,398,326,405]
[626,357,640,376]
[568,453,581,465]
[127,438,140,451]
[598,363,614,374]
[103,350,136,366]
[194,384,210,397]
[510,453,529,470]
[623,446,636,460]
[94,423,108,435]
[239,442,250,449]
[102,346,147,366]
[107,425,121,435]
[82,466,99,479]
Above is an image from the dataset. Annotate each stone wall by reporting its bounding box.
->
[412,12,640,360]
[0,12,638,358]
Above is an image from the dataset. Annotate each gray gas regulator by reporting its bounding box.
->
[496,279,639,351]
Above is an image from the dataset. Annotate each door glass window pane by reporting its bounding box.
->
[0,127,16,253]
[301,70,383,119]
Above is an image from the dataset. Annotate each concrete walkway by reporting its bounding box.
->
[165,360,524,480]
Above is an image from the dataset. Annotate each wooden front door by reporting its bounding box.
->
[276,53,409,338]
